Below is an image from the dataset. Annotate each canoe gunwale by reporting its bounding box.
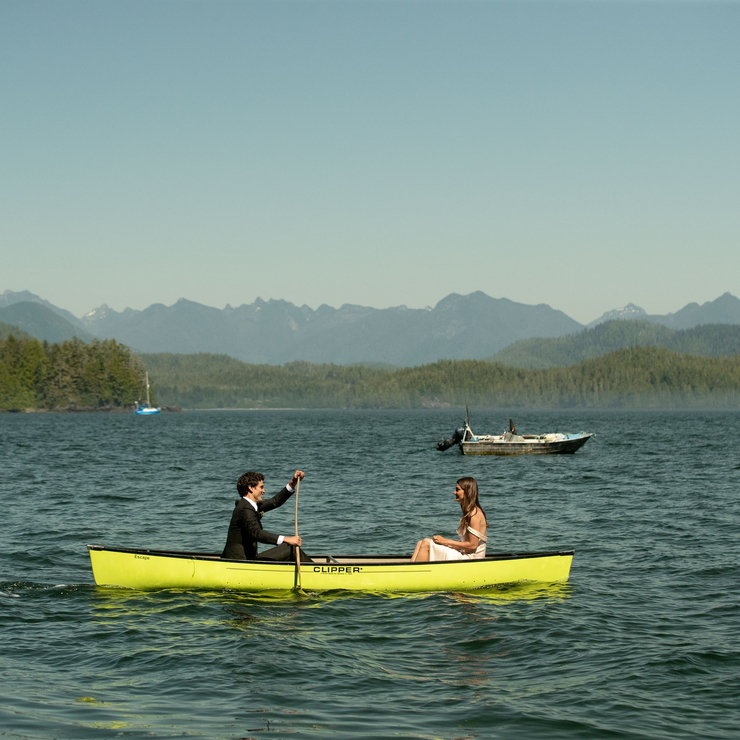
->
[87,544,574,566]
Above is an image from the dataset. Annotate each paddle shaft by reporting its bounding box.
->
[294,477,301,590]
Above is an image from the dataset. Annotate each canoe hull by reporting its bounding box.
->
[87,546,574,593]
[460,433,593,456]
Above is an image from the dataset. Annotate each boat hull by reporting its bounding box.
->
[460,433,593,456]
[87,545,574,593]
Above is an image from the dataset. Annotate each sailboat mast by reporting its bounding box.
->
[145,371,151,406]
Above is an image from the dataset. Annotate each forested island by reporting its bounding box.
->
[0,335,153,411]
[3,333,740,411]
[143,347,740,409]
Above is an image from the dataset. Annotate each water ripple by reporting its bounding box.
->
[1,409,739,739]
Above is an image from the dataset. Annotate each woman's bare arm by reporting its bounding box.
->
[431,509,486,552]
[431,533,479,552]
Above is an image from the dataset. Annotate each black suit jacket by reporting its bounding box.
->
[221,486,294,560]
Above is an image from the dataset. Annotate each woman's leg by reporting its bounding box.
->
[411,540,423,561]
[412,538,431,562]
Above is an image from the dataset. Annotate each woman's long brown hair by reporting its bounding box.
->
[457,476,486,531]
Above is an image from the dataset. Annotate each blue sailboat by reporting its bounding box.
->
[133,372,161,415]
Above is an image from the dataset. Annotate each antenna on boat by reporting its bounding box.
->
[465,405,470,427]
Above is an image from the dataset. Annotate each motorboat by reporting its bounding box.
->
[438,411,593,456]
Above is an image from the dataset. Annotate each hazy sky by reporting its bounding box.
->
[2,0,738,324]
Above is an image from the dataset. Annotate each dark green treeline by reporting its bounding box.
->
[0,336,148,411]
[4,336,740,411]
[144,347,740,409]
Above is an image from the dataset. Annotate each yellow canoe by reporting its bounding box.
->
[87,545,574,593]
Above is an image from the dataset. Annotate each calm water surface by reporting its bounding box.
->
[1,409,738,739]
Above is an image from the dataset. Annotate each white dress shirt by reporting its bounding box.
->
[243,482,294,546]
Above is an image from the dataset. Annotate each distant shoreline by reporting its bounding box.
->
[0,405,181,414]
[4,406,733,415]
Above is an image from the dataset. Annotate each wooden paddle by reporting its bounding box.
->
[294,476,302,591]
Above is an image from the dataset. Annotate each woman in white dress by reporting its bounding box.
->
[411,477,487,562]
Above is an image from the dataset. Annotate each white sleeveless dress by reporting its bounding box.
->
[427,525,488,562]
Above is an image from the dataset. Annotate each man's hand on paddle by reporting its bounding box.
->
[284,535,302,547]
[289,470,305,488]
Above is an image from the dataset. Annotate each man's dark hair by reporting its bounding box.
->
[237,471,264,497]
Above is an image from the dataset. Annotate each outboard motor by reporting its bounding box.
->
[437,426,464,451]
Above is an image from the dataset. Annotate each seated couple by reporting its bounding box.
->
[411,476,488,562]
[221,470,487,564]
[221,469,312,562]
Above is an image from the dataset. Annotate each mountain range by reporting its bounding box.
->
[0,300,94,344]
[2,289,740,366]
[586,292,740,330]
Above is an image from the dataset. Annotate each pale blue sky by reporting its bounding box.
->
[2,0,738,324]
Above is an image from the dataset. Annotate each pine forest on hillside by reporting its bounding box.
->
[491,321,740,369]
[0,336,150,411]
[142,347,740,409]
[3,333,740,411]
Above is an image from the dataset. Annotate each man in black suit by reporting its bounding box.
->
[221,469,308,561]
